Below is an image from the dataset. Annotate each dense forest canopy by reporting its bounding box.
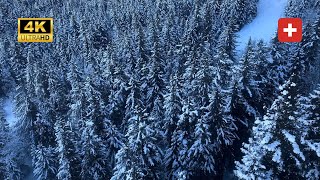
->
[0,0,319,179]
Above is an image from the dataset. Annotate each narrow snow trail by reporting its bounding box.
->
[3,98,17,127]
[236,0,288,55]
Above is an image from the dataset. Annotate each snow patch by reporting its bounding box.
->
[282,130,306,161]
[3,98,17,127]
[236,0,288,55]
[266,141,280,151]
[272,148,281,163]
[281,90,288,96]
[306,141,320,157]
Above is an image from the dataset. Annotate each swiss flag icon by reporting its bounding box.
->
[278,18,303,42]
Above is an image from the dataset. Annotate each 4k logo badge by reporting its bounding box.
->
[18,18,53,42]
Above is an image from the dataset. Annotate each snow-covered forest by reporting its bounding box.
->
[0,0,319,179]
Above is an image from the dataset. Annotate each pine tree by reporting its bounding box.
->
[4,154,22,180]
[111,144,132,180]
[2,110,26,180]
[33,145,57,180]
[187,41,216,178]
[7,42,27,85]
[46,51,80,180]
[61,60,84,180]
[165,100,197,179]
[239,39,261,110]
[235,72,306,179]
[229,80,256,172]
[298,23,318,74]
[80,118,105,180]
[55,118,72,180]
[113,55,162,179]
[270,35,291,87]
[298,17,320,90]
[234,113,273,180]
[15,48,38,135]
[0,100,9,178]
[187,115,215,178]
[230,0,246,30]
[0,42,13,96]
[80,79,102,180]
[102,118,124,174]
[211,23,238,178]
[112,108,162,179]
[299,84,320,179]
[255,40,275,109]
[208,88,237,162]
[146,21,166,133]
[32,56,58,180]
[214,23,237,89]
[169,15,215,178]
[80,77,123,179]
[220,0,258,29]
[194,41,214,108]
[101,45,127,128]
[163,75,183,146]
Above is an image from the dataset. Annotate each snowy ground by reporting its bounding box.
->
[236,0,288,55]
[2,97,34,179]
[3,98,17,127]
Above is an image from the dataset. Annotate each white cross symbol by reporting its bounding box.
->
[283,23,297,37]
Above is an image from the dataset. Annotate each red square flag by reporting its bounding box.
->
[278,18,302,42]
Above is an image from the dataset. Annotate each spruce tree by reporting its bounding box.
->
[214,23,237,89]
[187,41,216,178]
[165,99,197,179]
[270,35,291,87]
[298,23,318,74]
[0,101,9,178]
[299,84,320,179]
[163,75,183,147]
[112,102,162,180]
[146,21,166,132]
[211,23,238,178]
[80,78,106,180]
[187,111,215,178]
[55,118,72,180]
[235,72,307,179]
[255,40,275,109]
[113,49,162,179]
[33,145,57,180]
[239,39,261,110]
